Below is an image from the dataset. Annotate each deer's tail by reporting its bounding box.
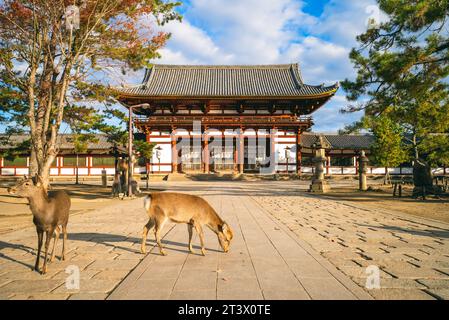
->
[143,194,152,212]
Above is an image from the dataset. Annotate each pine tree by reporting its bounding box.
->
[368,113,409,183]
[341,0,449,192]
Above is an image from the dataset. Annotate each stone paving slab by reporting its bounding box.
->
[2,180,446,300]
[252,188,449,300]
[109,188,371,300]
[0,197,151,300]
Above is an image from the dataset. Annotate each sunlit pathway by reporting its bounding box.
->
[4,180,445,300]
[109,186,370,300]
[253,191,449,300]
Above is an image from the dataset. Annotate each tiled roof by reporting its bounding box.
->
[0,134,125,153]
[1,133,374,152]
[116,64,339,98]
[301,133,374,150]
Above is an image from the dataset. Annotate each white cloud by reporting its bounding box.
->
[159,19,234,64]
[186,0,308,63]
[314,0,389,46]
[133,0,386,131]
[282,36,349,84]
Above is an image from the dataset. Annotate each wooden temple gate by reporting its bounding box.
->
[116,64,339,174]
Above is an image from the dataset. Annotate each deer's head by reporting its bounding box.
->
[8,175,44,198]
[217,222,234,253]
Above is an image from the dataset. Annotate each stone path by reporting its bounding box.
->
[253,192,449,300]
[1,180,447,300]
[109,187,370,300]
[0,198,147,300]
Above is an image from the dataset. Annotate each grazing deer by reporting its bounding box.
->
[141,192,233,256]
[8,176,71,274]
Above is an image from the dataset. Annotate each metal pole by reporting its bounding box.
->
[128,106,133,197]
[121,102,149,197]
[75,153,79,185]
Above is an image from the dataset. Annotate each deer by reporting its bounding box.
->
[8,175,71,274]
[141,192,233,256]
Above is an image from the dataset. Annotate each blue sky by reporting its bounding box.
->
[139,0,383,132]
[1,0,383,134]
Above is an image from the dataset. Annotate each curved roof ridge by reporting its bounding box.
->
[116,63,339,98]
[148,63,298,69]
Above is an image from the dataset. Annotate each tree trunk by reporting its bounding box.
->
[411,135,434,197]
[384,170,391,185]
[39,153,56,191]
[29,147,38,178]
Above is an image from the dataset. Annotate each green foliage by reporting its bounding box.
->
[98,107,129,149]
[0,136,31,161]
[341,0,449,166]
[0,0,182,184]
[134,139,155,162]
[368,114,409,167]
[64,105,105,153]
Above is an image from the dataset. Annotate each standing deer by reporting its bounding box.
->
[141,192,233,256]
[8,176,71,274]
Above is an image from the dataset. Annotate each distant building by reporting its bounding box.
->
[2,64,444,177]
[0,134,126,177]
[1,132,377,177]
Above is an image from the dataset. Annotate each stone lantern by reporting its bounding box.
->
[358,150,369,191]
[309,135,331,193]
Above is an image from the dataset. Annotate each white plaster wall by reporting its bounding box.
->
[151,144,172,164]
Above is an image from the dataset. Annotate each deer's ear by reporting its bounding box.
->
[223,222,233,241]
[34,175,43,187]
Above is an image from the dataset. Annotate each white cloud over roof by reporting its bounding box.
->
[135,0,382,131]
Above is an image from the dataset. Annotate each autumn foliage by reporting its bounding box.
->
[0,0,181,187]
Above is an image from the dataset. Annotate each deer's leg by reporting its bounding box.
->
[154,217,167,256]
[50,226,61,263]
[140,218,155,254]
[34,229,44,272]
[187,223,194,253]
[61,225,68,261]
[194,223,206,256]
[42,228,54,274]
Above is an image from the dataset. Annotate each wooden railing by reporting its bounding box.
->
[135,115,313,127]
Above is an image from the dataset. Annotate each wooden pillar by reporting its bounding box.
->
[238,130,244,174]
[232,136,239,173]
[270,129,277,174]
[146,129,151,174]
[171,128,178,173]
[203,129,209,174]
[296,129,302,175]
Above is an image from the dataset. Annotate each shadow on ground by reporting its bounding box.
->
[356,224,449,239]
[0,231,221,270]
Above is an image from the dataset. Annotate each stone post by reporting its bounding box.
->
[358,150,369,191]
[101,169,107,187]
[309,136,330,193]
